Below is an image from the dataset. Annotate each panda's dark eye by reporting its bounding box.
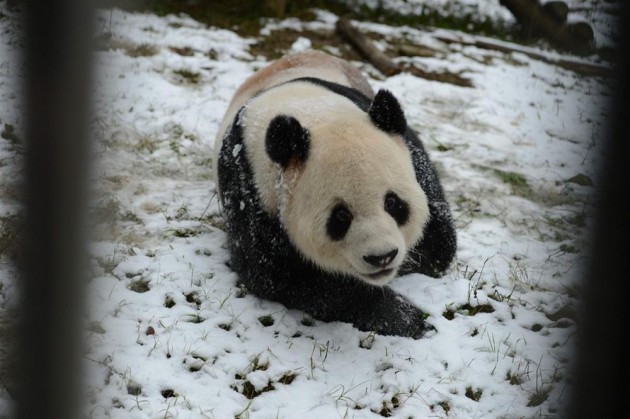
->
[384,192,409,225]
[385,195,397,212]
[327,203,353,241]
[335,208,352,223]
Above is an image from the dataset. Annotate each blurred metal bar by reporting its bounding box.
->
[568,4,629,419]
[18,1,92,418]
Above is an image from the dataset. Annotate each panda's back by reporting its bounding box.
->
[232,50,373,113]
[214,51,374,185]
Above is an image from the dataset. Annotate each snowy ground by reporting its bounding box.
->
[0,2,615,418]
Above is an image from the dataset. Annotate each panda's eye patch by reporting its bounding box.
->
[327,203,353,241]
[384,192,409,225]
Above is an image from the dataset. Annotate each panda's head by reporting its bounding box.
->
[264,89,430,286]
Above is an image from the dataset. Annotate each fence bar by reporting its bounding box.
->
[18,1,92,418]
[568,5,630,419]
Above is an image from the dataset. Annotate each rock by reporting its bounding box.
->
[543,1,569,24]
[566,21,596,54]
[567,21,595,45]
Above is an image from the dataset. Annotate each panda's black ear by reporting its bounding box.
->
[368,89,407,135]
[265,115,310,168]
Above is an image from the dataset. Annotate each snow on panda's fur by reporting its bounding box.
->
[215,50,456,338]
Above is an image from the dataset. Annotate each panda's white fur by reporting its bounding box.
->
[214,50,456,337]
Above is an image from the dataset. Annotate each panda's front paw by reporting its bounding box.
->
[365,289,436,339]
[376,316,435,339]
[413,318,436,339]
[394,306,436,339]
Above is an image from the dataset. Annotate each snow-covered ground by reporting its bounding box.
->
[0,2,615,418]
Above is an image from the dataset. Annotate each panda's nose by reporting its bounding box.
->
[363,249,398,268]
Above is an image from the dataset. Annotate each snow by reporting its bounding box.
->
[342,0,516,25]
[0,2,615,418]
[290,37,313,53]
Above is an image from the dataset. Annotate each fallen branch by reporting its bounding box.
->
[403,65,473,88]
[335,16,473,87]
[436,33,613,78]
[397,43,442,58]
[335,16,400,76]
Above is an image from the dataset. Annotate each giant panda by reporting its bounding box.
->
[214,50,456,338]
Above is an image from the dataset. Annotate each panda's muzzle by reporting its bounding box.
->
[363,249,398,268]
[365,268,394,280]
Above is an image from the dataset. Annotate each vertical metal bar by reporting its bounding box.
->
[569,5,630,419]
[18,1,92,418]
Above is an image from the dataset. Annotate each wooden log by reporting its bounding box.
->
[397,43,442,58]
[436,33,612,78]
[335,16,401,76]
[404,65,473,88]
[335,16,473,87]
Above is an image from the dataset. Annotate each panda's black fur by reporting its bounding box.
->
[218,77,456,339]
